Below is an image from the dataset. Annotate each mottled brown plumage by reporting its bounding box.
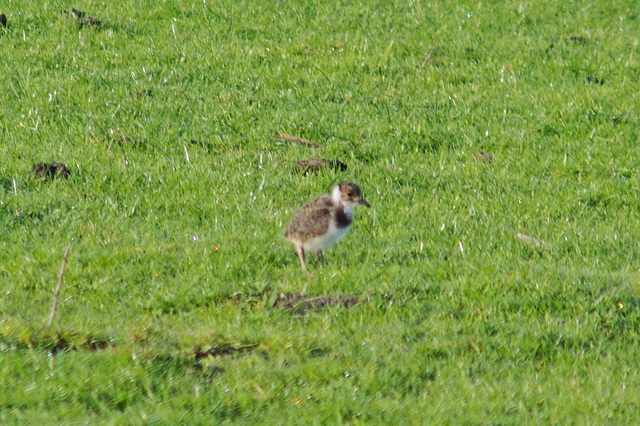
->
[285,181,370,271]
[285,195,337,241]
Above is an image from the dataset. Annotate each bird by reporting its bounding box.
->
[285,181,371,271]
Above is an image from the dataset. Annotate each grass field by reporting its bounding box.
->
[2,0,640,422]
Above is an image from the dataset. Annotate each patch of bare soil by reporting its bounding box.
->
[272,293,361,314]
[194,343,259,361]
[31,163,70,181]
[65,8,101,28]
[294,158,348,175]
[46,333,113,355]
[475,151,494,163]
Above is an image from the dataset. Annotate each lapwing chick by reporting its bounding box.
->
[285,181,371,271]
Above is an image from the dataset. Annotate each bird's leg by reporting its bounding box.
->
[317,250,324,265]
[296,245,306,271]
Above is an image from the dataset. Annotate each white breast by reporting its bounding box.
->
[302,220,351,253]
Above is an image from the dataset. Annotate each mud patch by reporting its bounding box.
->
[64,8,101,28]
[586,76,604,85]
[474,151,494,163]
[0,332,114,355]
[194,343,259,361]
[272,293,361,314]
[31,163,70,181]
[105,128,145,148]
[134,89,152,99]
[569,35,587,44]
[48,334,113,354]
[274,133,320,148]
[189,139,213,153]
[294,158,347,175]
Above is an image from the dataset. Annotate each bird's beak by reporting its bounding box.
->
[360,199,371,208]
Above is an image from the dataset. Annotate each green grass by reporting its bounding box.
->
[2,0,640,422]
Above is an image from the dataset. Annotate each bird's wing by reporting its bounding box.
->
[285,195,333,240]
[298,206,332,237]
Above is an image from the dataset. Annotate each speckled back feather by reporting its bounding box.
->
[285,194,339,242]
